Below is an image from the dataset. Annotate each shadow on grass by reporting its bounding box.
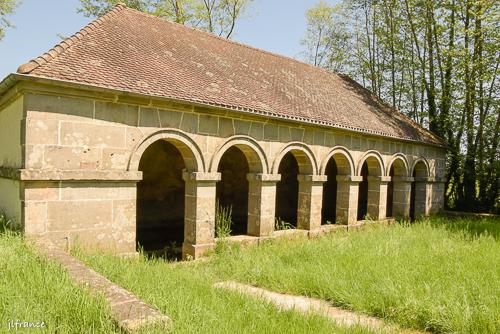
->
[424,213,500,240]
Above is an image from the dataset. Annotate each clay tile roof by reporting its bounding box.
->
[17,4,444,146]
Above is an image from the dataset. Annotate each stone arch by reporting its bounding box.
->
[386,154,410,218]
[411,158,430,178]
[210,136,268,236]
[357,150,385,221]
[130,130,204,258]
[410,158,430,220]
[320,147,355,225]
[128,129,205,173]
[209,136,268,174]
[272,142,318,175]
[357,150,385,176]
[273,143,317,228]
[386,154,410,177]
[320,146,355,176]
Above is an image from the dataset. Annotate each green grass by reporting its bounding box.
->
[0,231,120,333]
[1,215,498,333]
[73,249,376,334]
[75,215,499,334]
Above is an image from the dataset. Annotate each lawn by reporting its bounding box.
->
[0,230,120,333]
[0,219,373,333]
[74,215,499,334]
[1,215,498,333]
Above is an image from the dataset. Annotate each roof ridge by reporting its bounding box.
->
[17,4,127,74]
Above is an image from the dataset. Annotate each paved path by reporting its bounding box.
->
[214,281,427,334]
[32,239,171,332]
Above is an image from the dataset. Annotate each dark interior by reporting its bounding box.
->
[275,152,299,227]
[216,146,250,235]
[357,162,369,220]
[321,159,338,224]
[136,140,185,257]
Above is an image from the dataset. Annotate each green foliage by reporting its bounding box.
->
[429,213,500,240]
[77,0,157,17]
[78,0,253,38]
[301,1,350,71]
[0,211,19,233]
[0,0,19,40]
[302,0,500,212]
[274,217,295,231]
[215,200,232,238]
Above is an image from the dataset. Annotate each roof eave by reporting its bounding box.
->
[0,73,20,98]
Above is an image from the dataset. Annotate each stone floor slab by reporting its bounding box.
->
[214,281,427,334]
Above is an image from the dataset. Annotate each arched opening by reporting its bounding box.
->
[386,158,407,217]
[275,152,299,227]
[216,146,250,235]
[137,140,186,258]
[357,155,383,220]
[357,162,369,220]
[410,161,429,220]
[321,159,337,224]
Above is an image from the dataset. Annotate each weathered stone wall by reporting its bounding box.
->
[21,92,447,180]
[0,96,23,224]
[0,84,447,256]
[0,178,21,225]
[0,97,23,168]
[22,180,136,252]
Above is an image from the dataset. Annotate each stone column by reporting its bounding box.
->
[392,176,414,218]
[336,175,362,224]
[297,174,327,230]
[182,171,221,260]
[414,177,431,217]
[430,177,447,213]
[367,176,390,220]
[247,173,281,237]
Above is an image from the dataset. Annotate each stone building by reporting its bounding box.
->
[0,5,446,259]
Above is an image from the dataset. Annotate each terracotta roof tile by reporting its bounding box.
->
[17,4,444,146]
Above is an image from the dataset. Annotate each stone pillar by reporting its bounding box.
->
[182,171,221,260]
[367,176,390,220]
[414,177,431,217]
[336,175,362,224]
[247,173,281,237]
[392,176,413,218]
[297,175,327,230]
[431,178,447,213]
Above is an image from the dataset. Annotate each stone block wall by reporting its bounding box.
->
[0,83,447,258]
[0,96,23,225]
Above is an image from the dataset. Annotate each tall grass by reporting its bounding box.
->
[0,211,19,233]
[74,248,376,334]
[0,231,119,333]
[210,217,500,333]
[215,201,232,238]
[73,215,499,333]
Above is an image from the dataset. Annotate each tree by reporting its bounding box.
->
[302,0,500,212]
[78,0,253,38]
[0,0,20,40]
